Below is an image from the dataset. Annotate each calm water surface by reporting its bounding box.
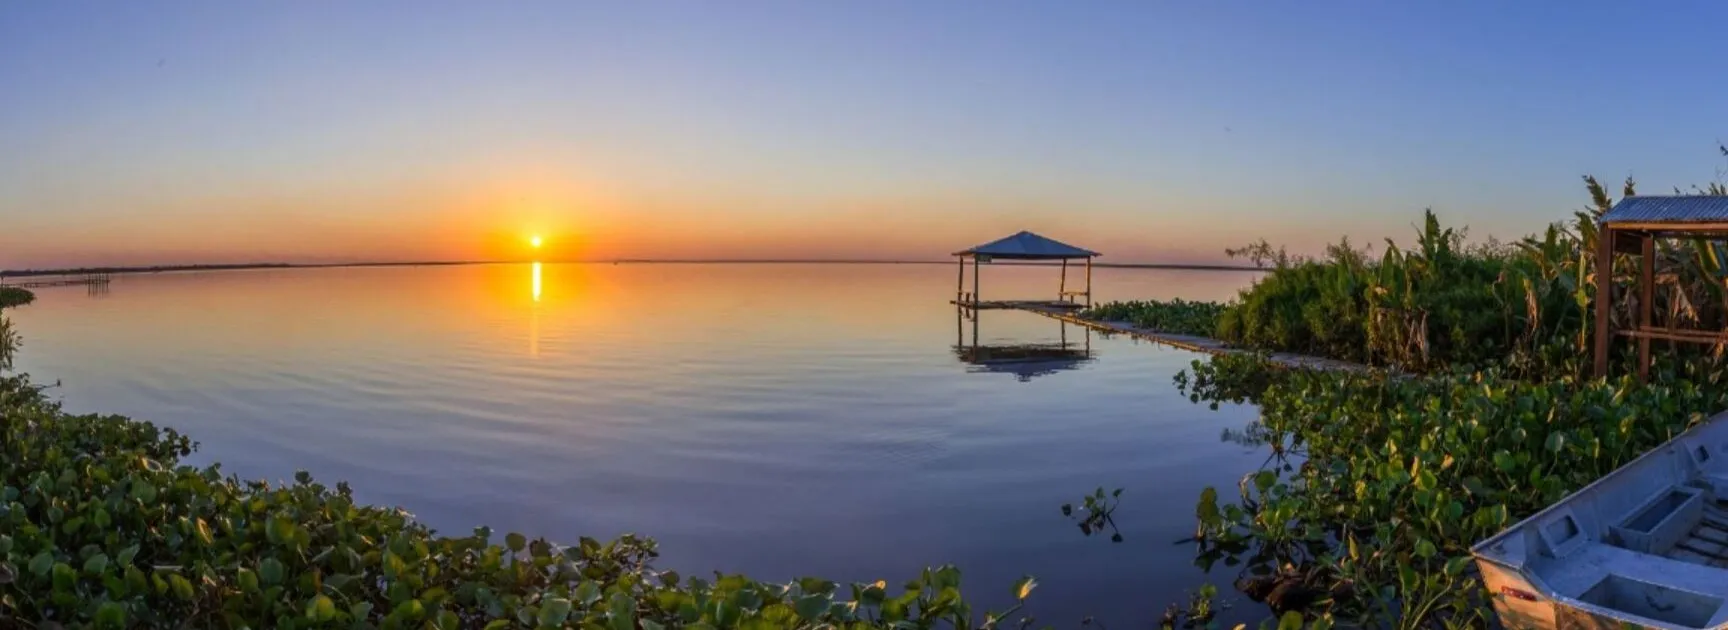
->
[12,263,1269,625]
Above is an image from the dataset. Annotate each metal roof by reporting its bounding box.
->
[953,231,1099,259]
[1601,195,1728,224]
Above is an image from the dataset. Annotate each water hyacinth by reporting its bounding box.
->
[0,374,1048,629]
[1178,355,1728,627]
[1079,300,1227,337]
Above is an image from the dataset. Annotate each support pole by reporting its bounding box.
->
[956,256,965,303]
[1060,259,1068,301]
[1084,257,1093,307]
[1593,227,1614,379]
[1638,233,1654,384]
[973,254,981,308]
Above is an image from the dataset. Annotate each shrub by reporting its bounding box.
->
[0,375,1039,629]
[0,287,32,310]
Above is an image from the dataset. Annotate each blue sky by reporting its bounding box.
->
[3,1,1727,266]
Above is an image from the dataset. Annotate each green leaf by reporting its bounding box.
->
[1253,470,1277,493]
[1415,470,1437,492]
[608,593,636,630]
[83,553,109,575]
[1196,487,1221,525]
[29,551,53,577]
[433,611,460,630]
[483,622,511,630]
[1012,575,1037,600]
[306,595,337,622]
[52,562,76,591]
[260,558,285,586]
[641,621,665,630]
[1493,451,1517,473]
[398,599,426,620]
[538,597,573,627]
[116,544,139,567]
[169,573,195,600]
[574,580,603,606]
[794,594,830,620]
[1546,432,1567,453]
[1277,611,1303,630]
[505,532,527,553]
[1445,556,1471,576]
[96,601,127,628]
[1415,539,1438,559]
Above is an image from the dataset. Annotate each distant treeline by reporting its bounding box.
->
[0,261,483,278]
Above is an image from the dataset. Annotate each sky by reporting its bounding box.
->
[4,2,1728,268]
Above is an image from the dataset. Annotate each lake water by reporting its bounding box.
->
[9,262,1269,625]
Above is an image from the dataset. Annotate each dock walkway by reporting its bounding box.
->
[955,300,1370,372]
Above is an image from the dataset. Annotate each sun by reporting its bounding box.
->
[530,235,543,249]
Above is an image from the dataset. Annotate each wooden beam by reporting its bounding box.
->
[1604,221,1728,233]
[1639,234,1655,383]
[1616,328,1728,344]
[1594,226,1613,378]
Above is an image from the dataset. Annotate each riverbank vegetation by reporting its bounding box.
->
[1077,300,1226,337]
[0,287,33,309]
[0,372,1047,629]
[0,288,28,372]
[1163,156,1728,626]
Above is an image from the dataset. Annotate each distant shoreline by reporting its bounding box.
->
[0,259,1264,278]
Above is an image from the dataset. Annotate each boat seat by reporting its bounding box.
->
[1542,541,1728,627]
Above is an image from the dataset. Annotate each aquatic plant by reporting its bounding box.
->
[0,317,16,372]
[0,287,32,310]
[1079,300,1227,337]
[0,373,1050,629]
[1177,356,1728,627]
[1059,487,1123,543]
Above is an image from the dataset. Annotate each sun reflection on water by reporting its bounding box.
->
[530,262,542,357]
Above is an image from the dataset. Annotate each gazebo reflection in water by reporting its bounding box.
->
[953,306,1094,382]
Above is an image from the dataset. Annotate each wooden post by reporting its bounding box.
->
[1593,226,1614,379]
[1084,257,1093,307]
[1059,259,1068,301]
[956,256,965,303]
[973,255,981,308]
[1638,233,1654,384]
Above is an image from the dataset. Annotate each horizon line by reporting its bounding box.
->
[0,258,1265,278]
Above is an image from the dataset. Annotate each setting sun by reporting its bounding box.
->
[530,235,543,249]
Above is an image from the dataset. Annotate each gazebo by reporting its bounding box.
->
[953,231,1100,310]
[1594,196,1728,381]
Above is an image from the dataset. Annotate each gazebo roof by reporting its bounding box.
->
[1601,196,1728,225]
[953,231,1099,259]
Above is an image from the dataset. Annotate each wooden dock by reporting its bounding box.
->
[1,273,112,289]
[960,301,1370,372]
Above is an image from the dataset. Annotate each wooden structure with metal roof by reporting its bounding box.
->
[952,231,1100,310]
[1595,196,1728,381]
